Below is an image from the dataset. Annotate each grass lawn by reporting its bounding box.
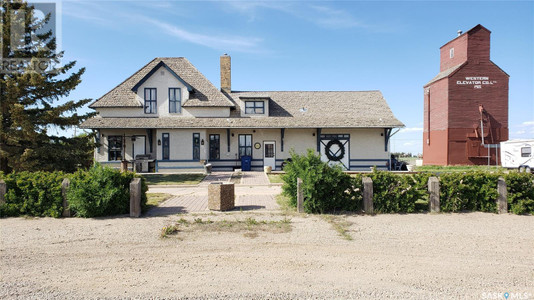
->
[146,193,174,210]
[142,173,205,185]
[415,165,505,173]
[267,174,284,184]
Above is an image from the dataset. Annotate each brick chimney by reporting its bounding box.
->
[220,54,231,93]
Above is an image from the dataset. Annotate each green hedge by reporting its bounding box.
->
[0,164,147,218]
[505,172,534,215]
[369,171,431,213]
[280,149,534,215]
[439,172,501,213]
[66,164,148,217]
[0,171,66,217]
[281,150,361,213]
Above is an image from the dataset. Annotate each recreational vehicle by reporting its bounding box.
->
[501,140,534,173]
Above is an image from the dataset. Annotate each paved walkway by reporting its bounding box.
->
[146,193,280,217]
[199,172,233,185]
[146,171,281,217]
[240,171,270,185]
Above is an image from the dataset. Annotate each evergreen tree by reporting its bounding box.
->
[0,1,95,173]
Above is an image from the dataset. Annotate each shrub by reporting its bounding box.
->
[368,170,430,213]
[67,164,147,217]
[505,172,534,215]
[0,171,65,218]
[281,149,361,213]
[439,171,501,213]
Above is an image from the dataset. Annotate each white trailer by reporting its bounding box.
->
[501,139,534,173]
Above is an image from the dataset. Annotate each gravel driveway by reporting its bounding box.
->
[1,212,533,299]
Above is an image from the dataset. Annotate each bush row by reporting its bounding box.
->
[281,149,361,213]
[0,164,147,218]
[281,150,534,215]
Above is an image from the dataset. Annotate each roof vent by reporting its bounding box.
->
[457,30,463,36]
[299,107,308,113]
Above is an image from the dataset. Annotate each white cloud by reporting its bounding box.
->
[308,5,368,29]
[520,120,534,126]
[400,127,423,133]
[140,17,264,53]
[62,1,111,25]
[220,1,293,18]
[64,1,265,53]
[221,2,383,31]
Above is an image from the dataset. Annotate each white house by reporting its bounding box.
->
[81,55,404,172]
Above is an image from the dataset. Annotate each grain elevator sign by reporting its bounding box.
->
[456,77,497,89]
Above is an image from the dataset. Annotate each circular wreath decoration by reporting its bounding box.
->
[325,139,345,161]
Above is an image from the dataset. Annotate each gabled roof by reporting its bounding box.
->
[89,57,235,108]
[424,59,510,87]
[424,62,465,87]
[81,90,404,129]
[440,24,491,49]
[131,61,193,93]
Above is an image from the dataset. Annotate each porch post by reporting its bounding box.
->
[384,128,392,152]
[227,129,231,152]
[280,128,285,152]
[316,128,321,152]
[146,129,153,153]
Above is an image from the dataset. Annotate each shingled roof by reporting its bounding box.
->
[81,90,404,129]
[89,57,234,108]
[424,62,465,87]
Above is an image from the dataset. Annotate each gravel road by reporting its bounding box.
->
[1,212,533,299]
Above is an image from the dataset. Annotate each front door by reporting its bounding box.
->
[209,134,220,160]
[264,141,276,170]
[133,136,146,158]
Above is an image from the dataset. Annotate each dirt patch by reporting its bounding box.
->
[1,212,533,299]
[160,215,292,239]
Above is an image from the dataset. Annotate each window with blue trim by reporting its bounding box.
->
[238,134,252,158]
[245,101,264,114]
[162,133,170,160]
[169,88,181,113]
[144,88,157,114]
[193,133,200,160]
[108,136,123,161]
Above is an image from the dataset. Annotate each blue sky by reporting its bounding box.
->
[57,0,533,155]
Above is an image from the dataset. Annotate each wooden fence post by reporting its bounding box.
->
[362,177,373,214]
[297,178,304,213]
[428,177,440,213]
[497,177,508,214]
[61,178,71,217]
[130,178,142,217]
[0,179,6,206]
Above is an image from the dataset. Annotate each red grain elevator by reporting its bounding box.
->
[423,24,509,165]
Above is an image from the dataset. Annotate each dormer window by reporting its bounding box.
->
[169,88,181,113]
[245,101,264,114]
[144,88,157,114]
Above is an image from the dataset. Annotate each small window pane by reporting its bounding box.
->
[265,144,274,158]
[521,147,531,157]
